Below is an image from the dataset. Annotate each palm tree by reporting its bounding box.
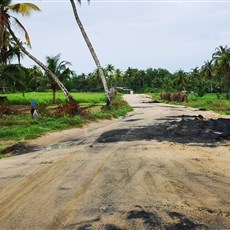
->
[212,45,228,61]
[173,69,188,91]
[46,54,73,104]
[29,65,44,92]
[69,0,111,106]
[201,60,213,80]
[200,60,214,92]
[212,45,230,97]
[0,0,74,102]
[105,64,115,87]
[114,68,124,87]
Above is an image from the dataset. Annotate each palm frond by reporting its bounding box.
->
[9,3,41,16]
[11,16,31,47]
[59,60,71,68]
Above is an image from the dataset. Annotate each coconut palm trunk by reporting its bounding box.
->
[69,0,111,106]
[6,24,74,103]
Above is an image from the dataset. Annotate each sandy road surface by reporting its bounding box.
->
[0,94,230,230]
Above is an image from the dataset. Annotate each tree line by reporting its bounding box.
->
[1,43,230,103]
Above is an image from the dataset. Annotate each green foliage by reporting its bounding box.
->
[0,0,40,60]
[151,92,230,115]
[45,54,74,103]
[0,94,131,143]
[92,94,132,120]
[197,85,206,97]
[0,154,10,159]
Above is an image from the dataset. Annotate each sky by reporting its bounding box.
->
[12,0,230,74]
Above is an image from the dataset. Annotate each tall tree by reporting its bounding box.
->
[69,0,111,106]
[200,60,214,93]
[105,64,115,88]
[0,0,74,102]
[201,60,213,80]
[173,69,188,91]
[113,68,124,87]
[29,65,45,92]
[212,45,230,97]
[46,54,73,104]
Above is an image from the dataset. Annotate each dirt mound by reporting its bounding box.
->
[55,101,90,117]
[0,106,17,115]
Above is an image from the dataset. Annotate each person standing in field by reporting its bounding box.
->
[31,100,38,118]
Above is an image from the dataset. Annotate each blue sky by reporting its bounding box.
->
[13,0,230,74]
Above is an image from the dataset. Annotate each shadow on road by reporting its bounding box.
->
[97,116,230,145]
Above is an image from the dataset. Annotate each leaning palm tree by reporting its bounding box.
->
[0,0,74,102]
[69,0,111,106]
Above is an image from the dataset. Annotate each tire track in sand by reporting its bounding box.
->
[0,149,83,223]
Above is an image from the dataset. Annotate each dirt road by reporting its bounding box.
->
[0,94,230,230]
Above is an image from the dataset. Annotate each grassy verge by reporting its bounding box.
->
[0,94,132,154]
[0,154,11,159]
[149,93,230,115]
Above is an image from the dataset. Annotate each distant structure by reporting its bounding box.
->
[115,87,133,94]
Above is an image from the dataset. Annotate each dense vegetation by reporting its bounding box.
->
[1,45,230,99]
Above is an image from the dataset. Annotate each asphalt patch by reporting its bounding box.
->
[97,129,129,143]
[127,210,160,228]
[125,119,143,122]
[1,142,39,155]
[97,117,230,144]
[166,211,208,230]
[77,224,92,230]
[142,100,160,103]
[105,224,123,230]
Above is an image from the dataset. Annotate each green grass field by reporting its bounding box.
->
[150,93,230,115]
[0,92,106,105]
[185,93,230,114]
[0,93,132,155]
